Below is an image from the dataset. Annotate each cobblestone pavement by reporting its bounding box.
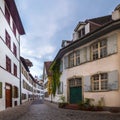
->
[18,100,120,120]
[0,100,120,120]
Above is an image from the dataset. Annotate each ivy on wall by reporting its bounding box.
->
[47,76,52,95]
[50,59,61,96]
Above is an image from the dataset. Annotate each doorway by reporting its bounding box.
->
[5,83,12,108]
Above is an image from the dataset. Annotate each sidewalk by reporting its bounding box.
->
[0,101,32,120]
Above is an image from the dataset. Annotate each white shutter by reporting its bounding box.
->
[86,46,90,61]
[107,34,117,55]
[84,76,91,92]
[80,48,87,63]
[108,70,119,90]
[64,56,68,69]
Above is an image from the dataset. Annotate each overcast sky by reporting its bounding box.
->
[15,0,120,77]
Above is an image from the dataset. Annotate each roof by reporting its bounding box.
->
[53,19,120,62]
[115,4,120,10]
[5,0,25,35]
[20,57,30,72]
[44,61,52,76]
[87,15,112,26]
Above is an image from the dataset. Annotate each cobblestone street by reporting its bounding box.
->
[0,100,120,120]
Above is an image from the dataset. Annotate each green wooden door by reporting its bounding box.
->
[70,86,82,104]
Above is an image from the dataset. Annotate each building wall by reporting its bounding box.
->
[58,30,120,107]
[0,0,20,111]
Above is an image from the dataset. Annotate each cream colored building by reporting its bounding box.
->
[51,4,120,107]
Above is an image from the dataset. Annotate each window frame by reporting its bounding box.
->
[14,64,17,77]
[5,5,10,24]
[5,30,11,49]
[91,39,107,60]
[6,56,11,73]
[13,43,17,57]
[91,73,108,91]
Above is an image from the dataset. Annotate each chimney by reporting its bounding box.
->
[112,4,120,20]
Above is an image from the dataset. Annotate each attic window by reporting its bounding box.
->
[78,27,85,38]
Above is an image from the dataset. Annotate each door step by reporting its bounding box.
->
[65,104,79,110]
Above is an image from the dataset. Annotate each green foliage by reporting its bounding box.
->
[78,98,104,111]
[58,95,65,103]
[51,59,61,96]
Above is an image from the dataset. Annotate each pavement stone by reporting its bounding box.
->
[0,100,120,120]
[0,101,32,120]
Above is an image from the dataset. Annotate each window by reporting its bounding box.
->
[13,22,16,36]
[6,56,11,73]
[78,27,85,38]
[13,43,17,57]
[91,40,107,60]
[13,86,18,98]
[75,50,80,66]
[22,93,26,100]
[69,78,82,87]
[5,31,11,49]
[14,64,17,77]
[5,5,10,24]
[69,53,74,67]
[91,73,108,91]
[57,82,63,94]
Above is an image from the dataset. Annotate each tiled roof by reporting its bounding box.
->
[5,0,25,35]
[87,15,112,26]
[20,57,30,72]
[44,61,52,76]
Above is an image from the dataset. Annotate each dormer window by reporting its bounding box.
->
[78,27,85,38]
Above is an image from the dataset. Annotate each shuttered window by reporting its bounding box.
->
[6,56,11,73]
[0,82,2,98]
[5,5,10,24]
[91,40,107,60]
[5,30,11,49]
[68,53,74,67]
[12,86,18,98]
[14,64,17,77]
[75,50,80,66]
[91,73,108,91]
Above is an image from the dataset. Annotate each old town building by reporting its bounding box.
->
[0,0,25,110]
[50,4,120,108]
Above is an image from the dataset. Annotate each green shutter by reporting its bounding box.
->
[107,34,117,55]
[0,82,2,98]
[108,70,119,90]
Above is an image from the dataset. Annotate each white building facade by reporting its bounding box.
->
[51,5,120,108]
[0,0,25,111]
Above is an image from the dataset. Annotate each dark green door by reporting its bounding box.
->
[70,86,82,104]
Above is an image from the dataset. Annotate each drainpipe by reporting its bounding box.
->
[19,35,22,104]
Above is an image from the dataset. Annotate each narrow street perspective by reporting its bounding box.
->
[1,0,120,120]
[1,100,120,120]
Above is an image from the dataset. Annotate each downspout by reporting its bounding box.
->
[19,35,22,104]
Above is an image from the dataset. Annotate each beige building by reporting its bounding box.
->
[51,4,120,107]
